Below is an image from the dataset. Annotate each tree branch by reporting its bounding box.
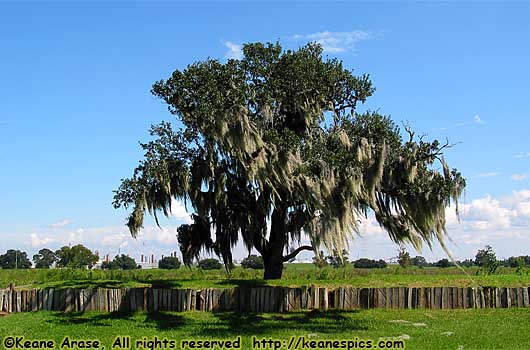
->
[283,245,314,262]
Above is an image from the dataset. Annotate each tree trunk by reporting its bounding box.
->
[262,206,288,280]
[263,254,284,279]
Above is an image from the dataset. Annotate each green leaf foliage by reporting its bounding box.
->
[55,244,99,269]
[158,256,181,270]
[0,249,32,269]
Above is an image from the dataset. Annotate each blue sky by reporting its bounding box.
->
[1,1,530,263]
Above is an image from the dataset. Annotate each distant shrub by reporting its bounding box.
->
[475,245,498,275]
[411,256,428,267]
[435,258,453,268]
[398,247,411,268]
[312,251,327,268]
[101,261,118,270]
[457,259,475,267]
[326,249,349,268]
[353,258,387,269]
[241,255,264,269]
[502,256,530,268]
[158,257,181,270]
[198,258,222,270]
[101,254,137,270]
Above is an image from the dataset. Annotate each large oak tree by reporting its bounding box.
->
[113,42,465,279]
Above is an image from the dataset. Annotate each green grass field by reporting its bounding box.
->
[3,264,530,290]
[2,265,530,349]
[0,308,529,350]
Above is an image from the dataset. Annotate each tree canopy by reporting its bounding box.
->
[101,254,137,270]
[55,244,99,269]
[0,249,32,269]
[113,42,465,279]
[158,256,181,269]
[33,248,57,269]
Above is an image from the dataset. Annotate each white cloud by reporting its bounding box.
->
[473,114,484,124]
[475,172,499,178]
[29,233,53,248]
[171,200,192,223]
[454,195,515,230]
[49,218,73,228]
[511,173,529,181]
[223,41,243,59]
[67,228,84,244]
[101,232,129,248]
[433,114,485,132]
[292,30,373,53]
[515,152,530,159]
[137,226,178,245]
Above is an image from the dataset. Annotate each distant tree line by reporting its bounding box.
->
[0,244,526,273]
[0,245,99,269]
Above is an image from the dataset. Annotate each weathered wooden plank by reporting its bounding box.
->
[23,290,28,312]
[218,289,226,311]
[164,289,170,311]
[481,287,491,308]
[192,289,198,310]
[398,287,405,309]
[179,289,185,312]
[209,289,214,311]
[406,288,413,309]
[7,290,12,313]
[433,287,441,309]
[64,289,72,312]
[273,287,280,312]
[45,289,51,311]
[183,289,189,311]
[342,287,350,310]
[467,288,475,309]
[375,288,385,308]
[264,288,270,312]
[168,289,175,312]
[358,288,367,309]
[180,289,187,312]
[262,288,268,312]
[32,290,38,311]
[280,288,287,312]
[20,290,26,312]
[517,287,524,307]
[521,287,530,307]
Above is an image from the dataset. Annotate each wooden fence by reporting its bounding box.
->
[1,286,529,313]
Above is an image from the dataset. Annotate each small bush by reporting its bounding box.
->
[101,254,137,270]
[240,255,264,269]
[353,258,387,269]
[158,257,181,270]
[398,247,411,268]
[198,258,222,270]
[475,245,498,275]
